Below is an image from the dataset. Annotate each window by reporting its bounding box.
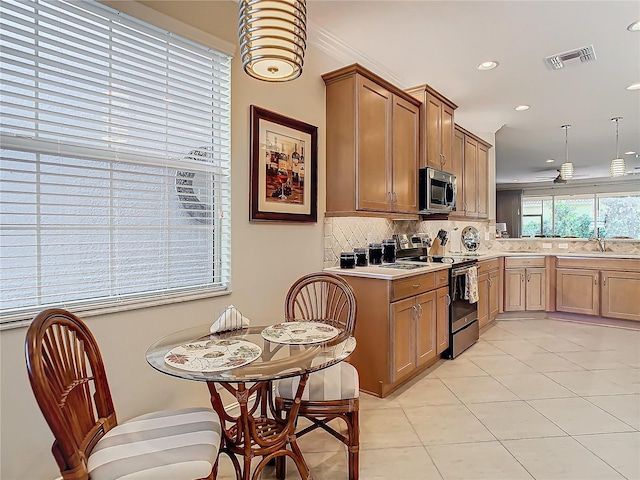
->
[0,0,231,325]
[521,192,640,239]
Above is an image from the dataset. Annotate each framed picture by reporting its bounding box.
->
[249,105,317,222]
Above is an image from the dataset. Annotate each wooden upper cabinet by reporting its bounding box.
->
[406,85,457,172]
[454,124,492,219]
[357,76,392,212]
[477,142,489,218]
[450,127,465,218]
[323,64,421,217]
[392,95,420,213]
[463,135,478,217]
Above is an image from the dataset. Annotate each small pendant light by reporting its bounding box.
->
[238,0,307,82]
[610,117,626,177]
[559,125,574,180]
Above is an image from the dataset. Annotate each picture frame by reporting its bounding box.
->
[249,105,318,223]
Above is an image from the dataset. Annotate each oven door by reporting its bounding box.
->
[450,266,478,332]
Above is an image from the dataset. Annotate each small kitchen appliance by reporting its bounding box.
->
[419,167,457,214]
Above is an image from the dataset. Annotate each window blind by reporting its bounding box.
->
[0,0,232,325]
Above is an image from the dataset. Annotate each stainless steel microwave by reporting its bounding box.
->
[419,167,457,214]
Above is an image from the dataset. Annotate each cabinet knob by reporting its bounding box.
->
[412,284,421,289]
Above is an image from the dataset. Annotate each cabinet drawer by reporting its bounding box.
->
[478,258,499,273]
[392,272,436,301]
[505,256,545,268]
[435,268,449,288]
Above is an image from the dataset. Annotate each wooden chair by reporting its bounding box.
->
[273,272,359,480]
[25,308,222,480]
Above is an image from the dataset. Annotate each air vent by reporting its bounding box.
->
[545,45,596,70]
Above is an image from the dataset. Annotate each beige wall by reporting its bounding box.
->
[0,2,342,479]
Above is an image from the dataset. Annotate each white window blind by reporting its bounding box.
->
[0,0,232,325]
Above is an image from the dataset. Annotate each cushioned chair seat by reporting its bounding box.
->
[275,362,359,402]
[87,407,221,480]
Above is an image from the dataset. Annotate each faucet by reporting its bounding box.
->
[590,228,605,252]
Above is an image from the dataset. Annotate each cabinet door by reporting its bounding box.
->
[477,272,490,328]
[601,270,640,321]
[390,297,416,382]
[416,291,437,366]
[450,128,465,218]
[556,268,599,315]
[391,95,419,213]
[357,76,392,212]
[463,136,478,216]
[504,268,525,311]
[425,94,442,169]
[436,286,450,354]
[525,268,546,311]
[440,103,454,172]
[477,143,489,218]
[488,270,500,321]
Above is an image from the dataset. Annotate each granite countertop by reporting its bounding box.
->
[325,262,450,280]
[325,251,640,280]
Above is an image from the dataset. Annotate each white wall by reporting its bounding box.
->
[0,2,342,478]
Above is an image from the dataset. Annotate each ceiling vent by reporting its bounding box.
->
[545,45,596,70]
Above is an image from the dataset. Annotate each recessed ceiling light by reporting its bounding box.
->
[477,61,499,71]
[515,105,530,111]
[546,159,555,163]
[625,151,637,155]
[628,20,640,32]
[626,82,640,91]
[512,179,519,182]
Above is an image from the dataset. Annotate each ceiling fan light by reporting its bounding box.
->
[560,162,574,180]
[239,0,307,82]
[610,158,626,177]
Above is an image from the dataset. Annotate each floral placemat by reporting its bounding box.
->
[164,339,262,372]
[261,321,340,345]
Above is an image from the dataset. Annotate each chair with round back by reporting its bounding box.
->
[25,308,222,480]
[273,272,359,480]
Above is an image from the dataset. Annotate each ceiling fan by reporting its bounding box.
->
[535,169,590,183]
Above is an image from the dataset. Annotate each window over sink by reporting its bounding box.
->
[522,192,640,239]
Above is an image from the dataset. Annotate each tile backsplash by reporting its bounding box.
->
[324,217,491,268]
[324,217,640,268]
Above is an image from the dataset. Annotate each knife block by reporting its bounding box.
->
[429,238,445,256]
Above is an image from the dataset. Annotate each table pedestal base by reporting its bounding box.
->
[208,374,311,480]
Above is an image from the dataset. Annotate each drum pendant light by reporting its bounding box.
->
[238,0,307,82]
[610,117,626,177]
[560,125,574,180]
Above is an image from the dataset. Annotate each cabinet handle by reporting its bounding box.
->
[594,275,597,285]
[393,191,398,203]
[418,303,423,318]
[445,294,451,306]
[387,191,392,204]
[602,276,606,286]
[413,305,418,319]
[527,274,531,282]
[521,274,524,282]
[488,278,492,287]
[412,284,421,289]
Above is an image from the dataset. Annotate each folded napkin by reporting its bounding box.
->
[210,305,250,333]
[464,266,479,304]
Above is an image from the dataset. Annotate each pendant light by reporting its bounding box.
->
[610,117,626,177]
[238,0,307,82]
[560,125,574,180]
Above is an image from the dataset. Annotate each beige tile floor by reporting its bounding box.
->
[216,318,640,480]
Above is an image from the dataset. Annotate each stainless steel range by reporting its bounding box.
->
[394,234,479,359]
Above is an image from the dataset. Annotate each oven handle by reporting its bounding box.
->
[452,267,473,277]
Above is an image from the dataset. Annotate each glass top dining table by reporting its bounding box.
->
[146,323,356,383]
[145,322,357,480]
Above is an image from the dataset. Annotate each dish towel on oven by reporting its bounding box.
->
[464,266,479,304]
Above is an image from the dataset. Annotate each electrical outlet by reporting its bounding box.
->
[484,232,490,241]
[542,243,552,249]
[559,243,569,249]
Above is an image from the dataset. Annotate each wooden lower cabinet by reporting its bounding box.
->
[526,268,546,311]
[436,286,450,354]
[556,268,599,315]
[338,269,449,398]
[478,272,490,327]
[504,267,545,312]
[601,270,640,321]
